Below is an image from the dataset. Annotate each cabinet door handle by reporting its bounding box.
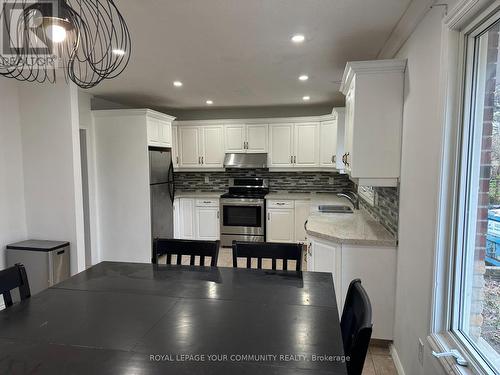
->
[276,202,285,206]
[267,212,270,220]
[290,155,293,164]
[304,219,308,231]
[176,156,179,165]
[201,156,204,164]
[198,156,201,164]
[293,156,296,164]
[217,211,220,219]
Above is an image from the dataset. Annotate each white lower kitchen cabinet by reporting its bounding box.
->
[174,197,220,241]
[177,198,195,239]
[194,199,220,240]
[266,199,312,243]
[266,208,295,243]
[307,236,396,340]
[294,200,310,243]
[306,238,342,308]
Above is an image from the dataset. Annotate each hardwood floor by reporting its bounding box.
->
[364,344,398,375]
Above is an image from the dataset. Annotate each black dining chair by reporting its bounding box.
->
[232,241,303,271]
[340,279,373,375]
[0,263,31,308]
[152,238,220,266]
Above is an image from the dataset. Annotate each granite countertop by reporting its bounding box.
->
[175,190,396,247]
[267,191,397,247]
[305,211,397,247]
[265,192,316,200]
[175,191,222,199]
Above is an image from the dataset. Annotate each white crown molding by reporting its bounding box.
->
[340,59,407,94]
[377,0,436,59]
[92,108,176,121]
[174,109,345,126]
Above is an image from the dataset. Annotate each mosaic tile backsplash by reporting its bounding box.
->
[359,187,399,238]
[174,170,354,193]
[175,170,399,238]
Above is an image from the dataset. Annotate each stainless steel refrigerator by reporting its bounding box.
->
[149,148,175,259]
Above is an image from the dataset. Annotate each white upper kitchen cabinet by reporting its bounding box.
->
[340,59,406,186]
[269,123,319,169]
[224,124,246,153]
[246,124,268,153]
[269,124,294,168]
[200,126,224,168]
[172,125,180,169]
[225,124,268,153]
[179,126,201,169]
[319,120,337,168]
[294,122,319,167]
[178,125,224,169]
[319,109,345,170]
[147,112,175,148]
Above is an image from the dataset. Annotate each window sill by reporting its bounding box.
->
[428,333,494,375]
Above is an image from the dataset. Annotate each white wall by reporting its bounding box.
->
[18,81,86,275]
[0,80,27,271]
[392,7,449,375]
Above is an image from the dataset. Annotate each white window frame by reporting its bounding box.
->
[431,1,500,375]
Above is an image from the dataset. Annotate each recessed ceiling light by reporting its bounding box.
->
[299,75,309,81]
[302,96,311,101]
[112,49,126,56]
[206,100,213,105]
[291,34,305,43]
[173,81,183,87]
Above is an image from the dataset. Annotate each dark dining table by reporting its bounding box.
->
[0,261,347,375]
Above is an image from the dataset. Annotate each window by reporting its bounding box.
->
[452,10,500,373]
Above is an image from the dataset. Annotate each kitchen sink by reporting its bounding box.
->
[318,205,353,214]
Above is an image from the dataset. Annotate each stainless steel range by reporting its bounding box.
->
[220,178,269,247]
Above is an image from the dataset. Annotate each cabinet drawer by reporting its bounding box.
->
[267,200,295,209]
[195,199,219,207]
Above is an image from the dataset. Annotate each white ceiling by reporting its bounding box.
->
[88,0,411,110]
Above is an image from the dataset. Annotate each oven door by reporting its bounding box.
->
[220,199,265,235]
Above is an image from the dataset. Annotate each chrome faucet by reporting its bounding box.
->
[337,191,360,210]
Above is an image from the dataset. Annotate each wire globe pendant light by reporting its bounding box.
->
[0,0,131,88]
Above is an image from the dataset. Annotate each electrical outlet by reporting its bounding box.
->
[418,338,424,366]
[205,176,210,183]
[328,177,334,185]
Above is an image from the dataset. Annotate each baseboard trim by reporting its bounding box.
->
[390,344,406,375]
